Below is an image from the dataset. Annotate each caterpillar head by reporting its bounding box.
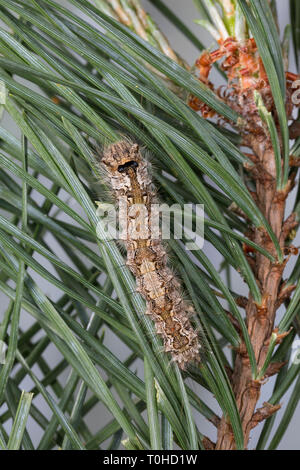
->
[102,141,152,191]
[102,141,142,175]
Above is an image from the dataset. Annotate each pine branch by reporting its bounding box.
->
[0,0,298,451]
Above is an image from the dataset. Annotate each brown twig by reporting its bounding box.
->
[188,30,300,449]
[216,134,294,449]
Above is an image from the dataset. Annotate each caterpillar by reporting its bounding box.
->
[101,141,200,369]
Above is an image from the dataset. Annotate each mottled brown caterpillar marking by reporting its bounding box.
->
[102,141,200,369]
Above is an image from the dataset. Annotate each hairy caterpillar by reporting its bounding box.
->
[101,141,200,369]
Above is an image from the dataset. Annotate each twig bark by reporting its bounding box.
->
[216,136,295,449]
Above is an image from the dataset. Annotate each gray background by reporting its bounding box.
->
[0,0,299,450]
